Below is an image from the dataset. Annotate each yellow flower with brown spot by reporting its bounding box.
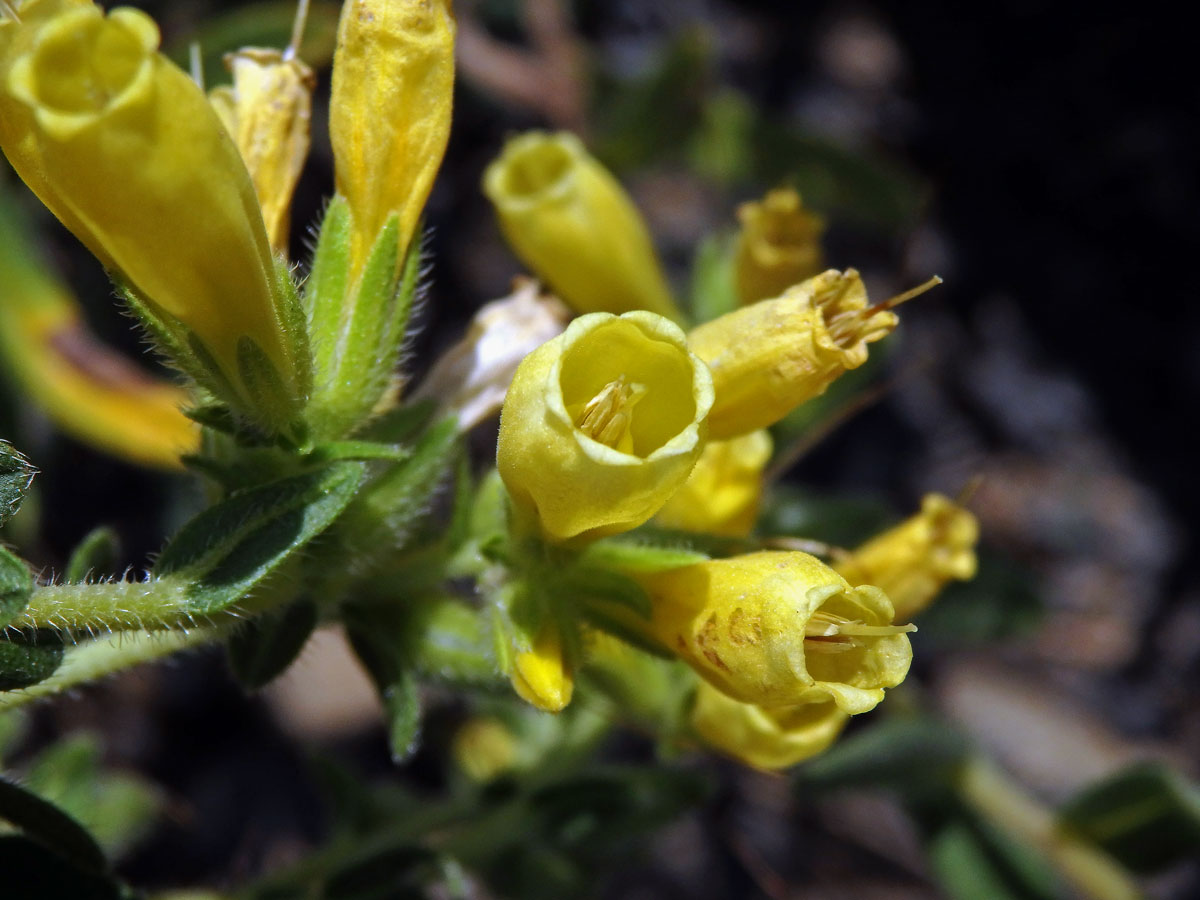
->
[834,493,980,621]
[654,429,772,537]
[735,187,825,306]
[689,269,897,439]
[630,551,913,714]
[484,131,683,322]
[497,311,712,543]
[691,684,848,771]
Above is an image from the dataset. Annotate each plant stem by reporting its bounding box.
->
[0,626,227,711]
[11,577,205,633]
[958,757,1143,900]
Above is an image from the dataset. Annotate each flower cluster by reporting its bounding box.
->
[485,132,975,767]
[0,0,978,777]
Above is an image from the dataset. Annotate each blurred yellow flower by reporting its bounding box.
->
[0,192,198,469]
[330,0,455,281]
[835,493,979,621]
[630,551,913,714]
[654,429,772,537]
[735,187,825,306]
[0,2,306,423]
[453,717,518,781]
[691,684,848,771]
[484,131,683,322]
[497,311,712,542]
[689,269,897,439]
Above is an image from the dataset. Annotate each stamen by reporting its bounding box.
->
[573,375,647,451]
[826,274,942,345]
[0,0,21,23]
[286,0,311,60]
[188,42,204,89]
[804,610,916,651]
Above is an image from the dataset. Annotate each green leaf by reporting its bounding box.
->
[384,670,422,764]
[23,734,161,857]
[155,462,365,615]
[929,815,1060,900]
[796,716,970,797]
[578,538,708,574]
[305,195,353,377]
[688,231,739,324]
[237,335,304,438]
[63,527,120,584]
[0,775,107,876]
[0,440,35,526]
[307,212,421,439]
[332,418,460,573]
[687,88,757,184]
[1058,761,1200,874]
[0,545,33,628]
[0,631,63,692]
[227,598,319,690]
[0,708,27,760]
[304,440,411,465]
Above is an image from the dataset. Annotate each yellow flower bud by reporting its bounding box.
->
[211,47,315,252]
[630,551,913,714]
[330,0,455,280]
[508,621,573,712]
[483,131,684,322]
[0,3,304,418]
[453,717,518,781]
[834,493,979,621]
[497,311,713,543]
[691,684,848,771]
[688,269,896,439]
[735,188,825,306]
[0,191,198,468]
[654,429,772,537]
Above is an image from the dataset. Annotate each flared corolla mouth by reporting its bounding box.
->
[485,132,579,210]
[8,5,159,138]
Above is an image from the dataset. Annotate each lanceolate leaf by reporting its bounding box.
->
[227,598,319,690]
[155,462,365,615]
[0,546,33,628]
[0,440,35,526]
[0,775,108,877]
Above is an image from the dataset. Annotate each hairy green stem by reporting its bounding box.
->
[958,757,1143,900]
[0,626,227,711]
[10,578,202,633]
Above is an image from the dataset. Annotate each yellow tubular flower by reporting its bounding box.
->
[735,187,826,306]
[211,48,315,252]
[330,0,455,280]
[689,269,896,439]
[0,3,303,416]
[508,621,573,712]
[483,131,684,322]
[453,717,518,781]
[834,493,980,621]
[630,551,913,714]
[654,429,772,537]
[497,311,713,543]
[0,193,198,468]
[691,684,849,771]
